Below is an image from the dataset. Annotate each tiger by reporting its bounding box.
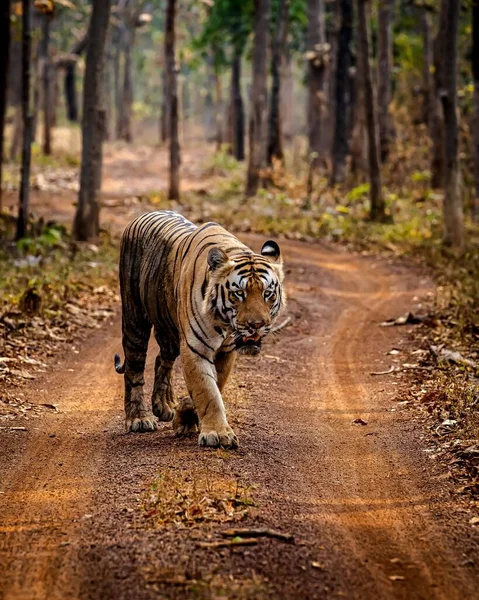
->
[114,210,285,449]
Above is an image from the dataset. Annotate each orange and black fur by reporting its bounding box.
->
[115,211,285,448]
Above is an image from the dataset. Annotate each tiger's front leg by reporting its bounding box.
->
[180,344,239,449]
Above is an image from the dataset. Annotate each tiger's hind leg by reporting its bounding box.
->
[122,316,158,433]
[151,334,179,422]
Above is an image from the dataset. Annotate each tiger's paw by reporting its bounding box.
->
[126,414,158,433]
[198,428,239,449]
[152,402,175,422]
[173,396,199,436]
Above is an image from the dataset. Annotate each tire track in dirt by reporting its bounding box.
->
[0,238,477,600]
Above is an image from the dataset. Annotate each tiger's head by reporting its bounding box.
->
[204,241,285,356]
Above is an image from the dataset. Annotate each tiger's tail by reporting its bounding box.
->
[114,353,126,374]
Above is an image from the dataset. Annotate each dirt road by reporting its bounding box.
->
[1,235,478,600]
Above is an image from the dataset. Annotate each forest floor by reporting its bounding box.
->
[1,142,479,599]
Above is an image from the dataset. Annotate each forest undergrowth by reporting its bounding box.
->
[0,216,118,415]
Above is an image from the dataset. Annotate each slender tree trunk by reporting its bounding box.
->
[73,0,112,241]
[65,63,78,121]
[231,51,245,161]
[41,14,52,155]
[0,0,12,211]
[65,34,88,122]
[214,70,223,151]
[119,26,134,142]
[377,0,394,162]
[472,0,479,221]
[350,40,367,177]
[17,0,32,240]
[431,14,446,189]
[358,0,386,221]
[329,0,353,185]
[267,0,288,165]
[113,27,122,140]
[246,0,271,197]
[421,11,433,128]
[165,0,180,200]
[280,40,294,144]
[31,37,41,143]
[306,0,327,168]
[160,63,170,144]
[439,0,463,247]
[327,0,339,158]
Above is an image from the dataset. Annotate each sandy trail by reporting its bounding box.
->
[1,233,477,600]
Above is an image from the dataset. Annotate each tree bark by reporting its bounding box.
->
[350,36,367,177]
[245,0,271,197]
[65,34,88,122]
[280,40,294,144]
[17,0,32,241]
[431,10,446,189]
[160,65,170,144]
[165,0,180,200]
[421,11,433,128]
[329,0,353,185]
[267,0,288,166]
[41,14,53,155]
[119,25,134,142]
[73,0,112,241]
[472,0,479,221]
[439,0,463,247]
[0,0,12,211]
[214,69,223,151]
[358,0,386,221]
[306,0,327,169]
[231,51,245,161]
[377,0,394,162]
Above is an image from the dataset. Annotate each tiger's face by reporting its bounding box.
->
[205,241,285,356]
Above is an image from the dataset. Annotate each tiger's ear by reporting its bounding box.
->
[207,247,229,271]
[261,240,281,263]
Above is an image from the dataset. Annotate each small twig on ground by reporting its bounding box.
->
[271,316,292,334]
[221,528,295,544]
[370,366,396,376]
[0,426,28,431]
[197,538,258,549]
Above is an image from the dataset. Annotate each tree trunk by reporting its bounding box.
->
[165,0,180,200]
[280,41,294,144]
[329,0,353,185]
[17,0,32,241]
[65,34,88,122]
[350,39,367,177]
[0,0,12,211]
[73,0,111,241]
[377,0,394,162]
[358,0,386,221]
[439,0,463,247]
[245,0,271,197]
[421,11,433,128]
[119,26,134,142]
[214,70,223,151]
[41,14,52,156]
[160,61,170,145]
[431,12,446,189]
[472,0,479,221]
[267,0,288,166]
[231,51,245,161]
[306,0,327,169]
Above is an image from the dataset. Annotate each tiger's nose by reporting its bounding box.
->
[248,319,266,330]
